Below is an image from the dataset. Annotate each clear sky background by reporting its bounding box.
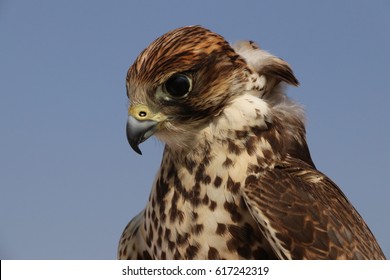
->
[0,0,389,259]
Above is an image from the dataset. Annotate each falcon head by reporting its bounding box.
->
[126,25,298,154]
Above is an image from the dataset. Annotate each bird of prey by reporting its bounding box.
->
[118,26,385,260]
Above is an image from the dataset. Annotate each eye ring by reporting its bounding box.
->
[163,74,192,98]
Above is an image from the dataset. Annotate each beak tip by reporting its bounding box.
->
[131,143,143,155]
[127,132,143,155]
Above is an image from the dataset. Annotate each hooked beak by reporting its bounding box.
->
[126,115,158,155]
[126,104,164,155]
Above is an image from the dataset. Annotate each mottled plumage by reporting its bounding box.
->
[118,26,385,260]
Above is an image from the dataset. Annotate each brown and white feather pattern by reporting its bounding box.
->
[118,26,385,259]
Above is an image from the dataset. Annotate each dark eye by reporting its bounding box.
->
[164,74,192,98]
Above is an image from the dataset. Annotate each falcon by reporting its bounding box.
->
[118,26,385,259]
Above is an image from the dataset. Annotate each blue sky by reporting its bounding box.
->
[0,0,389,259]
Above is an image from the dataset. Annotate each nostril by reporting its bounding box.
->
[139,111,147,118]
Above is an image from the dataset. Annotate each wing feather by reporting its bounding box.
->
[241,156,385,259]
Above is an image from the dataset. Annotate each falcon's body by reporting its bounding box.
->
[118,26,385,259]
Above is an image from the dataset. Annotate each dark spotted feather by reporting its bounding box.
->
[242,156,385,260]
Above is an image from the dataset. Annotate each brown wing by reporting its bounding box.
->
[242,156,385,259]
